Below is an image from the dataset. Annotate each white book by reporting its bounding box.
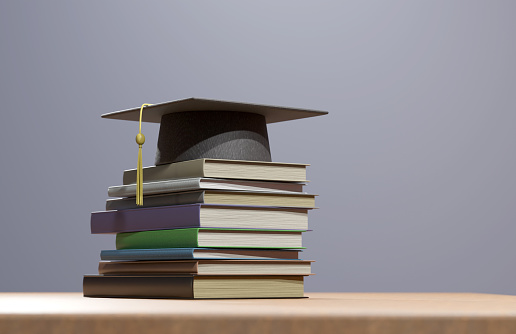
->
[108,177,305,198]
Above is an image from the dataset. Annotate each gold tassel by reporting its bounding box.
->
[136,144,143,205]
[136,103,152,206]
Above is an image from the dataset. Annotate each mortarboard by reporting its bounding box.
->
[102,97,328,164]
[102,97,328,205]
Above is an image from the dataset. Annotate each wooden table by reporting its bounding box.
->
[1,292,516,333]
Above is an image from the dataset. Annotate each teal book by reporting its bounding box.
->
[100,248,301,261]
[116,228,304,250]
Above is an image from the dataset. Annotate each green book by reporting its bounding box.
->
[116,228,304,250]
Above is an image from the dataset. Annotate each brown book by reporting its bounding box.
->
[98,259,313,276]
[83,275,305,299]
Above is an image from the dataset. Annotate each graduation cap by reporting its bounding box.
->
[102,97,328,205]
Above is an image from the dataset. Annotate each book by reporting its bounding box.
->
[92,204,309,234]
[116,228,304,250]
[109,177,305,198]
[123,159,309,184]
[83,275,305,298]
[106,190,316,211]
[100,248,301,261]
[98,259,313,275]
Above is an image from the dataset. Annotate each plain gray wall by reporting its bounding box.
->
[1,1,515,293]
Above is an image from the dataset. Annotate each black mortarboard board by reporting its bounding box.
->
[102,97,328,165]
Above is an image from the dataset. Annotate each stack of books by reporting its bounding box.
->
[84,158,316,299]
[83,97,327,299]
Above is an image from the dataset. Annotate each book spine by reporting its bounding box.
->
[91,205,202,234]
[123,160,205,185]
[116,228,201,250]
[100,248,197,261]
[83,276,194,298]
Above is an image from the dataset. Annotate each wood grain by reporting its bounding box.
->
[1,293,516,334]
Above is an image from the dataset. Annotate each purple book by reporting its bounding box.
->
[90,204,309,234]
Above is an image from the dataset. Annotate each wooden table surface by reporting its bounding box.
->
[1,292,516,333]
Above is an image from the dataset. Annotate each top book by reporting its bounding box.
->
[123,159,309,184]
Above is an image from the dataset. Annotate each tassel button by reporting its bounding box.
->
[136,133,145,145]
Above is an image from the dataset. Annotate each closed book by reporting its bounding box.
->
[92,204,309,234]
[106,190,316,211]
[100,248,300,261]
[98,259,313,275]
[83,275,305,299]
[109,178,305,198]
[123,159,309,184]
[116,228,304,250]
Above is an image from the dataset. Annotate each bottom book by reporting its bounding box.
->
[83,275,305,299]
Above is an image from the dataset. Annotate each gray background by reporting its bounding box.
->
[0,1,515,293]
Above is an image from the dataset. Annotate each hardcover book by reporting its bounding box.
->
[98,259,313,275]
[122,159,309,184]
[109,177,305,198]
[116,228,305,250]
[100,248,301,261]
[92,204,310,234]
[83,275,305,299]
[106,190,316,211]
